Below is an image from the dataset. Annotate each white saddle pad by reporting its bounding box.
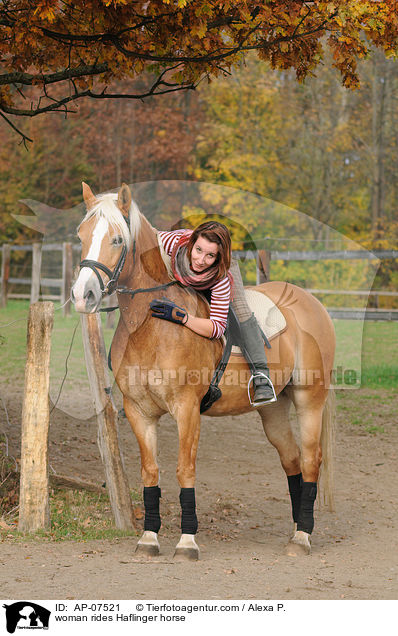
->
[231,288,286,354]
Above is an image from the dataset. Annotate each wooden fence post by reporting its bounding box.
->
[0,244,10,308]
[80,313,136,531]
[18,302,54,532]
[62,242,73,317]
[256,249,271,284]
[30,243,42,304]
[105,293,118,329]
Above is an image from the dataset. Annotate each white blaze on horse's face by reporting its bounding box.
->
[72,215,109,313]
[71,209,128,314]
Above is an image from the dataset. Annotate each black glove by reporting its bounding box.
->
[150,298,188,325]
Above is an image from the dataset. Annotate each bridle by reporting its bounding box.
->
[78,215,131,296]
[78,214,177,304]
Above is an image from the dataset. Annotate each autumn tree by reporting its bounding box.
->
[1,0,398,143]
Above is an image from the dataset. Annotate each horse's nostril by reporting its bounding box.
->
[84,289,95,304]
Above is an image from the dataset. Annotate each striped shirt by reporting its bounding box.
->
[158,229,231,338]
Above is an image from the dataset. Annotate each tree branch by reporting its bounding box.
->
[0,68,196,118]
[0,64,110,87]
[0,111,32,146]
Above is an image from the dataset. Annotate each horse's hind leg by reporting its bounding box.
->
[123,397,161,557]
[258,393,303,540]
[171,396,201,561]
[284,386,326,556]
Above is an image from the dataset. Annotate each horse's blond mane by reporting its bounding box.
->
[78,191,141,249]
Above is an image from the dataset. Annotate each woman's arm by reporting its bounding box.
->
[183,276,231,339]
[183,314,214,338]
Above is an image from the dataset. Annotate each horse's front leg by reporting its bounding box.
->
[123,397,162,557]
[172,398,201,561]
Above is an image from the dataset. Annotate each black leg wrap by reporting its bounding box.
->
[287,473,302,523]
[179,488,198,535]
[143,486,161,533]
[297,481,317,534]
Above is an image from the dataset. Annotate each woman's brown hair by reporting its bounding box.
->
[187,221,231,279]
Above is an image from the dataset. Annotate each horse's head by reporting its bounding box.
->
[71,182,138,313]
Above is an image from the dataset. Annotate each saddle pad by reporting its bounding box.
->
[231,288,286,354]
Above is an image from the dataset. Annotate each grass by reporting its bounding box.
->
[1,301,397,389]
[0,300,117,416]
[333,319,398,388]
[0,300,116,383]
[1,487,141,543]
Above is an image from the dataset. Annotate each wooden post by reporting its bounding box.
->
[105,293,118,329]
[80,313,135,530]
[18,302,54,532]
[30,243,42,304]
[256,249,271,284]
[0,244,10,308]
[62,242,73,317]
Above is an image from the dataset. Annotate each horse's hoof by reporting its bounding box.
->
[284,541,311,556]
[173,533,200,561]
[285,530,311,556]
[173,547,199,561]
[135,530,160,557]
[135,543,160,557]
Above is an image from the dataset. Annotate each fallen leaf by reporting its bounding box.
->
[133,506,144,520]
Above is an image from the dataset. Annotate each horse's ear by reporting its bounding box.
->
[118,183,132,215]
[82,182,96,210]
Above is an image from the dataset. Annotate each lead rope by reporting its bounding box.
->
[50,318,80,414]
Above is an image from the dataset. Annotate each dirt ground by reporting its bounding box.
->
[0,386,397,601]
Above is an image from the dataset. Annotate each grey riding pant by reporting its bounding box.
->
[229,259,252,322]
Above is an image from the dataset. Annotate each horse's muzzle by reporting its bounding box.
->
[71,276,102,313]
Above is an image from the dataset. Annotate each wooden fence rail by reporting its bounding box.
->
[1,243,397,319]
[0,242,78,316]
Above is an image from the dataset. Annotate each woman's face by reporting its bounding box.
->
[191,235,219,273]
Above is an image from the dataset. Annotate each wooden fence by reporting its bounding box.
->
[1,243,398,320]
[0,242,77,315]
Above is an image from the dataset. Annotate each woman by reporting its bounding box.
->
[151,221,276,406]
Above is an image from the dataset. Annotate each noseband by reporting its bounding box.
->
[78,215,131,296]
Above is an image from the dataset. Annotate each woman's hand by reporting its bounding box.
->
[150,298,214,338]
[150,298,188,324]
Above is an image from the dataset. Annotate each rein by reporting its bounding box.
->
[100,280,178,313]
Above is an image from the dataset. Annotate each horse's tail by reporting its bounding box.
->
[319,387,336,512]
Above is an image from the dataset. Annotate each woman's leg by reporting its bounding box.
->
[229,259,252,321]
[229,259,276,406]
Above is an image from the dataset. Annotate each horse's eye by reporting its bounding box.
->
[112,236,123,246]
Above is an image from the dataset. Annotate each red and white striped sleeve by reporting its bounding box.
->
[158,229,191,255]
[209,276,231,338]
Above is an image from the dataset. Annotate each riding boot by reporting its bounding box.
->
[239,313,276,406]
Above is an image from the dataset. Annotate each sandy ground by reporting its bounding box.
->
[0,386,397,601]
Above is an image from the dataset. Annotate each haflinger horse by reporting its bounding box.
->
[71,183,336,560]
